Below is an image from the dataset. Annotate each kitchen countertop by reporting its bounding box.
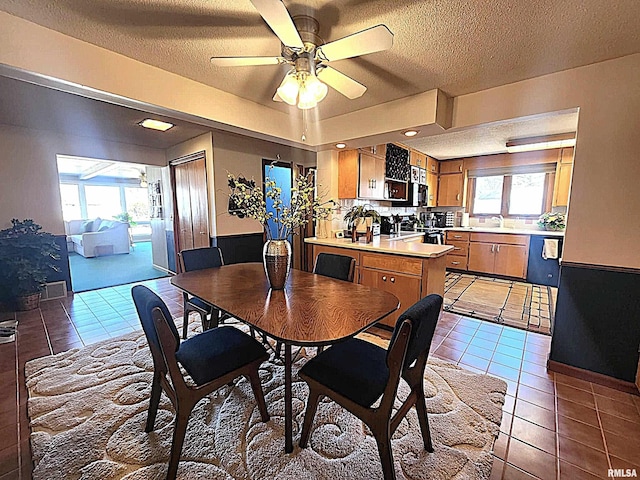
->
[444,226,565,237]
[304,235,453,258]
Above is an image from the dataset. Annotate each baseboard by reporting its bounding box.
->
[548,359,640,395]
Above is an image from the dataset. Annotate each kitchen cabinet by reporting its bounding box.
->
[427,156,439,174]
[337,149,385,199]
[426,171,438,207]
[359,252,422,328]
[438,172,465,206]
[445,231,470,271]
[468,233,529,278]
[552,147,574,207]
[410,150,427,168]
[439,159,463,174]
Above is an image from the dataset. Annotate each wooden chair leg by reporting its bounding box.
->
[373,427,396,480]
[275,341,283,358]
[209,308,220,329]
[246,368,270,422]
[317,346,324,354]
[199,311,208,332]
[299,389,321,448]
[166,406,191,480]
[145,371,162,433]
[414,386,434,452]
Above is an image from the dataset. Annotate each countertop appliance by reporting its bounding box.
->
[423,229,445,244]
[433,212,448,228]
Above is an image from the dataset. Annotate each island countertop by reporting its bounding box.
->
[304,236,453,258]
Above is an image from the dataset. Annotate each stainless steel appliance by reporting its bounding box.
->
[423,230,445,244]
[402,184,428,207]
[433,212,448,228]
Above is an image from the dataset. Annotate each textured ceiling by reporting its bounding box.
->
[1,0,639,121]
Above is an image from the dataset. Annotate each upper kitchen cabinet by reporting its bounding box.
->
[552,147,574,207]
[426,171,438,207]
[437,160,466,207]
[358,151,386,199]
[338,149,386,200]
[427,156,439,174]
[409,150,427,168]
[385,144,410,182]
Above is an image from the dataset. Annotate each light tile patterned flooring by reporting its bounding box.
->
[1,277,639,479]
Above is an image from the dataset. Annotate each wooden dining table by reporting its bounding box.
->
[170,262,399,453]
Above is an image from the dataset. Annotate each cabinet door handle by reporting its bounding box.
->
[451,261,460,265]
[456,193,460,201]
[496,244,500,253]
[382,276,387,282]
[491,244,495,253]
[454,235,462,238]
[199,231,206,235]
[453,247,461,250]
[390,277,395,283]
[459,164,463,172]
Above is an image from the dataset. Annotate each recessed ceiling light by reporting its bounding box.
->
[139,119,174,131]
[335,143,347,149]
[403,130,419,137]
[506,133,575,153]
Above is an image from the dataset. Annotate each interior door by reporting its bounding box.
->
[188,158,209,248]
[174,163,194,253]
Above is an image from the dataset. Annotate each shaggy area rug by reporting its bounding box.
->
[444,272,555,335]
[26,327,506,480]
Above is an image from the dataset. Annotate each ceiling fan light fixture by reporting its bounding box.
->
[506,133,576,153]
[276,71,299,106]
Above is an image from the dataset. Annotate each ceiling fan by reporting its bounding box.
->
[210,0,394,110]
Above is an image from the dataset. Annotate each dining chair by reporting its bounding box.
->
[298,293,443,480]
[313,252,356,282]
[179,246,225,339]
[132,285,270,480]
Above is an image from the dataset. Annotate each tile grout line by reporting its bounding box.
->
[592,383,613,472]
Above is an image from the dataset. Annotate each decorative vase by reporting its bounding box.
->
[263,239,292,290]
[15,292,41,311]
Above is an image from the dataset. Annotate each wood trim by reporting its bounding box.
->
[547,360,640,395]
[169,150,206,166]
[559,261,640,275]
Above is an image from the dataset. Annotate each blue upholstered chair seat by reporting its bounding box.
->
[187,296,213,313]
[300,338,389,407]
[176,326,267,386]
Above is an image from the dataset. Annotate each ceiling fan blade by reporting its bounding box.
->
[318,66,367,99]
[250,0,304,49]
[210,56,283,66]
[318,25,394,62]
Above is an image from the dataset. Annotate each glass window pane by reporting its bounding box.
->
[85,185,121,219]
[473,175,503,214]
[124,187,150,222]
[60,184,81,221]
[509,173,546,215]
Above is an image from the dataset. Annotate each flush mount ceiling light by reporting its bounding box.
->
[335,143,346,149]
[506,133,576,153]
[139,119,174,131]
[403,130,419,137]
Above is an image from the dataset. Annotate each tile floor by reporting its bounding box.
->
[1,277,639,479]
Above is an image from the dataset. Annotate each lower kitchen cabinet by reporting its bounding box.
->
[468,233,529,278]
[360,268,421,328]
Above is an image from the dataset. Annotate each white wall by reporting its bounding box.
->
[0,124,165,234]
[452,53,640,270]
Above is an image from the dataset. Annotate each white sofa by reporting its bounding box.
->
[65,218,130,258]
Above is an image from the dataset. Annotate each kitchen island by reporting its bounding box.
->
[305,236,452,327]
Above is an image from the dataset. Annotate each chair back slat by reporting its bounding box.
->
[180,247,224,272]
[313,253,356,282]
[387,294,443,370]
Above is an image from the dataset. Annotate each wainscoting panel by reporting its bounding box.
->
[549,263,640,383]
[213,233,264,265]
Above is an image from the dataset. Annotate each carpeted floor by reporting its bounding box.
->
[69,241,168,292]
[26,323,506,480]
[444,273,556,335]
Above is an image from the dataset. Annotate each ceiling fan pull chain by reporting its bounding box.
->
[301,109,307,142]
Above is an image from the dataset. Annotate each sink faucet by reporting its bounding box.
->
[491,215,504,228]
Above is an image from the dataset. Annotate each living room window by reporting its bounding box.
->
[468,167,554,217]
[85,185,122,219]
[60,184,81,220]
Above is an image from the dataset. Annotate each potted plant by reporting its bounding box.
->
[537,212,566,231]
[343,204,381,233]
[0,219,61,311]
